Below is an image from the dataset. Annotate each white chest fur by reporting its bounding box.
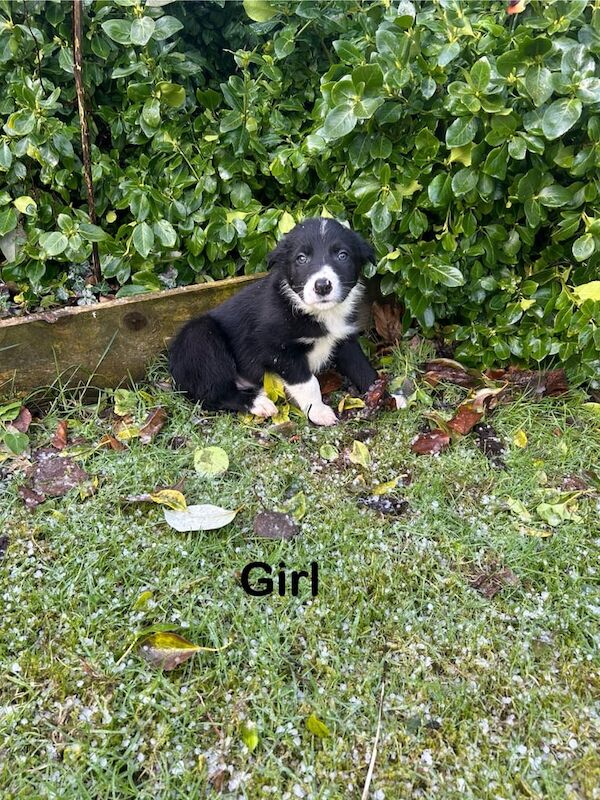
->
[297,285,362,373]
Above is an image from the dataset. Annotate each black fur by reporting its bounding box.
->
[169,218,378,416]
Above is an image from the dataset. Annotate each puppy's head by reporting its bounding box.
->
[268,218,374,312]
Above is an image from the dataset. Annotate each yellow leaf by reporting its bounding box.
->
[373,477,399,495]
[149,489,187,511]
[582,402,600,416]
[572,281,600,305]
[272,403,290,425]
[306,713,330,738]
[114,424,141,442]
[278,211,295,234]
[513,429,528,448]
[520,298,535,310]
[133,590,153,610]
[263,372,286,402]
[349,440,371,467]
[522,527,553,538]
[337,395,365,413]
[320,206,334,218]
[14,195,37,215]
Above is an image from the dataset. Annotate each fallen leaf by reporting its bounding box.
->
[252,511,299,540]
[372,300,402,343]
[133,590,153,610]
[373,477,399,495]
[98,433,127,451]
[194,446,229,477]
[348,439,371,467]
[149,489,187,511]
[338,395,365,413]
[560,475,588,492]
[3,429,29,455]
[12,407,32,433]
[522,526,553,538]
[423,359,481,388]
[411,429,451,455]
[52,420,69,450]
[536,496,582,527]
[319,444,339,461]
[24,447,88,500]
[263,372,286,403]
[163,504,238,532]
[473,422,506,468]
[283,491,306,521]
[505,497,532,522]
[139,407,167,444]
[113,388,138,417]
[471,386,506,412]
[363,376,395,412]
[138,631,202,671]
[358,495,408,516]
[487,366,568,398]
[447,401,483,436]
[306,713,330,738]
[113,421,141,442]
[318,370,343,395]
[513,429,528,448]
[469,565,520,598]
[240,720,259,753]
[18,485,46,510]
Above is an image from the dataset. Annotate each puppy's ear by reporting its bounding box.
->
[353,231,375,265]
[267,237,289,272]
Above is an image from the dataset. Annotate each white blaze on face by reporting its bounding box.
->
[302,264,341,308]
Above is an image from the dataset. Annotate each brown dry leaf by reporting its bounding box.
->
[372,301,402,343]
[485,366,568,398]
[24,447,89,501]
[423,358,482,388]
[98,433,127,452]
[411,429,451,455]
[473,422,506,468]
[364,375,396,412]
[138,631,202,671]
[358,495,408,516]
[252,511,299,540]
[469,565,520,598]
[12,407,32,433]
[139,407,167,444]
[560,475,588,492]
[447,401,483,436]
[52,420,69,450]
[318,370,343,395]
[18,485,46,510]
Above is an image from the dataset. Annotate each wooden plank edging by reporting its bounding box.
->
[0,274,263,398]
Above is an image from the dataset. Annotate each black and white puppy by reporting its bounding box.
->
[169,217,378,426]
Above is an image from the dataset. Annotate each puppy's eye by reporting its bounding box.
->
[296,253,307,264]
[337,250,348,261]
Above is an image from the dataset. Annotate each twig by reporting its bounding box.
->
[72,0,101,283]
[361,678,386,800]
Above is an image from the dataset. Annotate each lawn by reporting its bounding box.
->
[1,343,599,800]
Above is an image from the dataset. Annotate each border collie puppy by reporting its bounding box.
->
[169,217,378,426]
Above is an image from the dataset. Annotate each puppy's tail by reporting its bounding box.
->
[169,316,257,412]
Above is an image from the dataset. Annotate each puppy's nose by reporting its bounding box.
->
[314,278,332,296]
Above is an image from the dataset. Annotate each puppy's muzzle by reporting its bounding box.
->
[314,278,333,297]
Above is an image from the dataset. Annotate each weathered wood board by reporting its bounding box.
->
[0,275,262,398]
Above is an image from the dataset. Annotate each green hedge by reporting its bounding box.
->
[0,0,599,384]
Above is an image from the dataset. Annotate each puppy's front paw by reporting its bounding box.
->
[250,392,278,418]
[308,403,338,427]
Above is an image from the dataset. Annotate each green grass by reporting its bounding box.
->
[1,346,599,800]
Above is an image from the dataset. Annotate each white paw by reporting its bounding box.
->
[308,403,338,427]
[250,393,278,418]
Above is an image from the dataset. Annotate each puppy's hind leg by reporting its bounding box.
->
[169,316,270,414]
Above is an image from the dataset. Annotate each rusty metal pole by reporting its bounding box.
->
[72,0,101,283]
